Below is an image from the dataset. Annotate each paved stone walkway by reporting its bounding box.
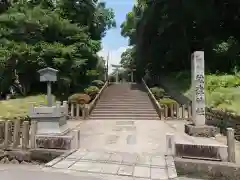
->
[47,119,178,179]
[47,119,228,179]
[47,149,177,179]
[76,120,175,154]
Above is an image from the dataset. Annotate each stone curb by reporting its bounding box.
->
[45,149,77,167]
[175,157,240,180]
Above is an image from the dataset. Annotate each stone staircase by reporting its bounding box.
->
[90,83,160,120]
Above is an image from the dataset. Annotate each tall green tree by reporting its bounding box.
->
[121,0,240,78]
[0,0,115,97]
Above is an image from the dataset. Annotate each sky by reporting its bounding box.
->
[97,0,134,73]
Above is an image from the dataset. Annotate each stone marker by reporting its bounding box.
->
[191,51,205,126]
[185,51,219,137]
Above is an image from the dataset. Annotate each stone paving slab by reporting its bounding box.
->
[50,149,177,179]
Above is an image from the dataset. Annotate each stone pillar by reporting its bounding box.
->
[104,72,107,81]
[227,128,236,162]
[192,51,205,126]
[166,133,175,156]
[131,71,134,82]
[185,51,219,137]
[116,68,119,83]
[47,81,52,106]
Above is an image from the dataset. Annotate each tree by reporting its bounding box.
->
[121,0,240,78]
[0,0,115,97]
[120,47,136,69]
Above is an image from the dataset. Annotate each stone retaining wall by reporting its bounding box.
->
[175,157,240,180]
[205,107,240,141]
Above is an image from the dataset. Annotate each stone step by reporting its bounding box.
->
[93,109,157,113]
[100,95,148,98]
[91,113,159,117]
[88,116,160,120]
[97,102,152,105]
[96,105,153,109]
[99,100,150,103]
[100,97,150,100]
[95,107,157,111]
[100,98,148,101]
[98,102,152,105]
[101,95,147,98]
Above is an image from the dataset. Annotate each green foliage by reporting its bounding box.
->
[150,87,165,99]
[84,86,99,99]
[121,0,240,78]
[68,93,91,104]
[159,98,177,106]
[208,87,240,106]
[91,80,104,88]
[120,47,136,70]
[0,0,115,97]
[206,75,240,92]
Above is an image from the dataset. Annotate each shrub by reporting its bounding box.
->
[92,80,104,88]
[206,75,240,92]
[68,93,91,104]
[150,87,165,99]
[84,86,99,99]
[159,98,177,106]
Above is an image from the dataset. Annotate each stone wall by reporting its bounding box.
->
[205,107,240,140]
[175,157,240,180]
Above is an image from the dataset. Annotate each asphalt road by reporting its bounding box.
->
[0,164,205,180]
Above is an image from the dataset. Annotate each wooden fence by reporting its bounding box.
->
[160,102,192,120]
[0,120,37,150]
[143,75,192,120]
[67,81,109,119]
[68,103,88,119]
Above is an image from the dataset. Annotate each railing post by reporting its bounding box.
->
[12,120,20,148]
[187,102,192,118]
[227,128,235,163]
[70,103,74,117]
[82,104,88,119]
[85,104,89,118]
[170,104,174,118]
[182,104,185,119]
[0,122,4,142]
[160,108,164,120]
[176,103,180,119]
[76,104,80,118]
[30,121,37,149]
[4,120,11,149]
[164,105,168,118]
[22,121,30,150]
[63,101,68,116]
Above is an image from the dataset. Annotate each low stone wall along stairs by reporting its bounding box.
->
[90,83,160,121]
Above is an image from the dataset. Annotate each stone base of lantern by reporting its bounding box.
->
[185,123,220,137]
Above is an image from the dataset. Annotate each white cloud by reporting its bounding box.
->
[97,46,128,73]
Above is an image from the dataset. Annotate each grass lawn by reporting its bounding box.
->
[167,72,240,114]
[0,94,53,120]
